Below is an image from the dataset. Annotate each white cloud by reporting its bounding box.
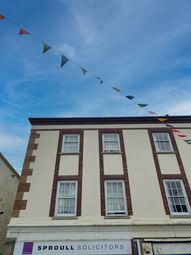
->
[168,101,191,115]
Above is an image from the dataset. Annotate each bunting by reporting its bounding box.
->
[178,134,187,138]
[43,43,51,53]
[137,104,148,108]
[61,55,69,68]
[172,129,181,133]
[80,67,88,75]
[126,95,134,100]
[0,14,5,20]
[1,12,191,146]
[165,124,175,128]
[18,28,30,35]
[148,111,157,115]
[112,87,121,92]
[157,118,168,123]
[97,77,104,84]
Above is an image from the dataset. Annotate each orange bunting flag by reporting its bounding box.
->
[157,118,168,122]
[0,14,5,20]
[178,134,187,138]
[19,28,30,35]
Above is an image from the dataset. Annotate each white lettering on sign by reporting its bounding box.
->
[13,240,132,255]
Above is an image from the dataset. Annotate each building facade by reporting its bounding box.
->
[7,116,191,255]
[0,153,20,255]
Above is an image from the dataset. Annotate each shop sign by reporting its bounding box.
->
[13,240,132,255]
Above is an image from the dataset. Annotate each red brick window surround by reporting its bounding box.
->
[99,129,133,216]
[49,130,83,217]
[148,128,191,215]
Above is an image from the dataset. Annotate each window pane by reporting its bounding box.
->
[164,180,190,214]
[56,182,77,216]
[153,133,173,152]
[105,181,127,215]
[63,135,79,153]
[103,134,120,152]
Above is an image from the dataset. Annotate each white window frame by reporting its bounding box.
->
[103,133,121,153]
[164,179,191,215]
[55,181,78,217]
[105,180,127,216]
[62,134,80,153]
[152,132,174,152]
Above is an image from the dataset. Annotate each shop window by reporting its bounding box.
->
[164,180,191,215]
[105,180,127,216]
[62,134,80,153]
[55,181,77,216]
[103,133,120,153]
[152,132,174,152]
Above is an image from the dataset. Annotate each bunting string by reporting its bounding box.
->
[0,12,191,145]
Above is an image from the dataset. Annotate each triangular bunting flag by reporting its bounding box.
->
[178,134,187,138]
[112,87,121,92]
[157,118,168,122]
[148,111,157,115]
[80,67,88,75]
[0,14,5,20]
[165,124,174,128]
[172,129,181,133]
[137,104,148,108]
[97,77,104,84]
[126,95,134,100]
[18,28,30,35]
[184,139,191,143]
[43,43,51,53]
[61,55,69,68]
[187,141,191,144]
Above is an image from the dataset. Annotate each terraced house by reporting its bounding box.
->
[0,153,19,255]
[7,116,191,255]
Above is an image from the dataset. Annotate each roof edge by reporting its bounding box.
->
[0,153,20,178]
[29,115,191,125]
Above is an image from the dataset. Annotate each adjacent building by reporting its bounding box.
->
[0,153,19,255]
[7,116,191,255]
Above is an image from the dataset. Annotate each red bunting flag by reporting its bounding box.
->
[178,134,187,138]
[0,14,5,20]
[19,28,30,35]
[172,129,180,133]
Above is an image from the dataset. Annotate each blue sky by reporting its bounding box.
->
[0,0,191,172]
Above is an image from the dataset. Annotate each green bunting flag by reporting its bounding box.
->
[61,55,69,68]
[112,87,121,92]
[184,139,191,144]
[18,28,30,35]
[97,77,104,84]
[43,43,51,53]
[80,67,88,75]
[126,95,134,100]
[165,124,174,128]
[137,103,148,108]
[0,14,5,20]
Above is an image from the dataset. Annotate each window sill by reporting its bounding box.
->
[169,214,191,218]
[155,151,177,154]
[52,216,78,220]
[104,215,130,219]
[102,152,123,154]
[59,152,80,155]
